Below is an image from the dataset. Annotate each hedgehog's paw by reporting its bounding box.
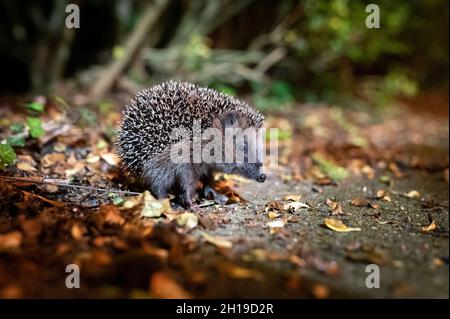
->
[203,185,228,205]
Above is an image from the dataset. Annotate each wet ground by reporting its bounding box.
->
[187,169,449,298]
[0,99,448,298]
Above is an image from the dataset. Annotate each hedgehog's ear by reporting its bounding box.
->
[222,111,240,128]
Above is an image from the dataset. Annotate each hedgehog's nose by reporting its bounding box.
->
[256,174,266,183]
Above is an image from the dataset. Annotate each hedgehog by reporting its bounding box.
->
[116,80,266,209]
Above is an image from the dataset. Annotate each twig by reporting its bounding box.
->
[0,176,141,196]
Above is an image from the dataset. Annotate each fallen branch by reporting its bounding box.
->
[88,0,169,102]
[0,176,141,196]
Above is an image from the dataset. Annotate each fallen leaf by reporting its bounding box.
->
[324,218,361,232]
[71,223,86,240]
[369,202,380,209]
[421,220,437,232]
[433,258,444,267]
[362,165,375,179]
[389,162,405,178]
[201,232,232,248]
[268,211,279,219]
[150,271,191,299]
[0,231,23,250]
[284,201,310,211]
[41,153,65,167]
[312,153,349,181]
[85,154,100,164]
[326,199,345,215]
[312,284,329,299]
[265,200,285,211]
[266,220,285,228]
[102,205,126,226]
[283,194,302,202]
[176,213,198,229]
[350,198,368,207]
[376,189,387,199]
[101,153,120,166]
[219,262,264,281]
[404,190,421,199]
[346,245,390,265]
[45,184,59,193]
[122,191,170,217]
[16,161,37,173]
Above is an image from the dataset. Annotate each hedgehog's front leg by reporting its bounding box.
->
[201,171,228,204]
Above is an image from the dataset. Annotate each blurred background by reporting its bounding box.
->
[0,0,448,111]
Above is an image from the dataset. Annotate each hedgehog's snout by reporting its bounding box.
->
[256,174,266,183]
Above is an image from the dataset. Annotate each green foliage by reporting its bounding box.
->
[211,83,237,96]
[312,153,349,181]
[252,80,295,111]
[109,193,125,206]
[183,34,211,71]
[9,123,25,134]
[0,144,16,170]
[7,135,26,147]
[24,101,45,113]
[27,117,45,138]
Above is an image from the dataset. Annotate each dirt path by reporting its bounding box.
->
[186,169,449,298]
[0,101,448,298]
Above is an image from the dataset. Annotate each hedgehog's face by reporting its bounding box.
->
[216,112,266,183]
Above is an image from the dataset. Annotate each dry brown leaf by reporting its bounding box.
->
[41,153,65,167]
[283,194,302,202]
[122,191,171,217]
[326,199,345,215]
[71,223,86,240]
[433,258,444,267]
[101,153,120,166]
[389,162,405,178]
[102,205,126,226]
[404,190,421,199]
[376,189,387,199]
[201,232,232,248]
[150,271,191,299]
[362,165,375,179]
[421,220,437,233]
[176,213,198,229]
[346,245,390,265]
[219,262,264,281]
[324,218,361,232]
[265,200,285,212]
[0,231,23,250]
[312,284,330,299]
[268,211,279,219]
[16,161,37,173]
[350,198,368,207]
